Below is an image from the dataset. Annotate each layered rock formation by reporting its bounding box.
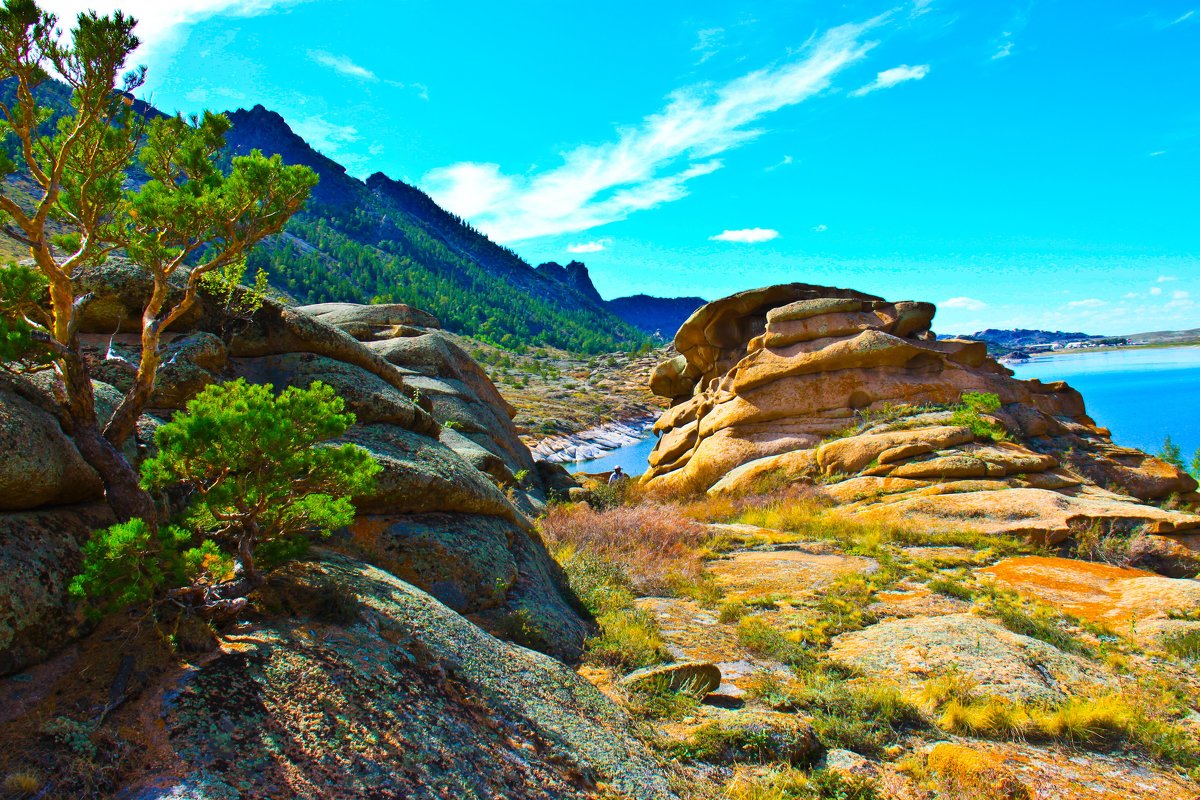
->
[643,284,1200,553]
[0,260,589,676]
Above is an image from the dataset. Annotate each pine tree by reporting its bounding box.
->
[0,0,317,524]
[71,379,379,617]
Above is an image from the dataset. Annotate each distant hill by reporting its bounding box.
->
[0,80,651,354]
[962,329,1098,348]
[223,106,650,353]
[532,260,705,338]
[607,294,707,339]
[1124,327,1200,345]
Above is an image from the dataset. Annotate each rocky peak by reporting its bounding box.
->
[535,260,605,306]
[224,104,359,207]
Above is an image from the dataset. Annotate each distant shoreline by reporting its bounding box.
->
[1019,341,1200,360]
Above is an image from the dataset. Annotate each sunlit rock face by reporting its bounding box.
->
[641,284,1200,558]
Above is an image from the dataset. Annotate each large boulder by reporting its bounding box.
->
[3,553,673,800]
[0,386,102,511]
[296,301,441,339]
[641,285,1200,545]
[0,503,114,674]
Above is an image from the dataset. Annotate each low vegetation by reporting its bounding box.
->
[71,380,379,620]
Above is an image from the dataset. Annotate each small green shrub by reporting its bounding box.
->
[72,380,379,617]
[926,575,976,602]
[1163,629,1200,661]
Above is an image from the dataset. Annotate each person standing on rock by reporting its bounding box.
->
[609,466,626,485]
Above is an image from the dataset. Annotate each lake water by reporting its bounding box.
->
[570,345,1200,474]
[1009,346,1200,460]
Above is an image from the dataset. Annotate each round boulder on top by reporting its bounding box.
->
[297,302,441,340]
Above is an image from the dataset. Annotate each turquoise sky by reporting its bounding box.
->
[47,0,1200,335]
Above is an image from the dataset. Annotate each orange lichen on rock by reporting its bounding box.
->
[979,555,1200,626]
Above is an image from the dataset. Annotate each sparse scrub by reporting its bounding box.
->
[551,545,668,670]
[976,587,1093,657]
[950,392,1008,442]
[746,672,922,757]
[926,574,977,601]
[540,502,711,596]
[923,679,1200,769]
[1162,629,1200,661]
[723,766,878,800]
[736,617,816,669]
[626,674,702,720]
[1070,521,1149,566]
[927,743,1031,800]
[719,600,750,623]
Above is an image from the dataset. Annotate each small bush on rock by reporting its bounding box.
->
[71,379,379,619]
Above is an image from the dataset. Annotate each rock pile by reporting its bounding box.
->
[0,260,589,675]
[642,284,1200,556]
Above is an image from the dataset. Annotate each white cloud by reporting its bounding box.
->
[1150,150,1168,157]
[1150,286,1164,296]
[694,27,725,64]
[992,41,1014,60]
[850,63,929,97]
[1169,10,1195,25]
[765,154,794,171]
[709,227,780,243]
[1065,298,1107,309]
[1157,275,1178,282]
[912,0,934,16]
[42,0,310,67]
[812,224,828,232]
[291,116,359,156]
[567,239,611,254]
[942,296,987,311]
[422,17,883,242]
[309,50,377,81]
[1173,290,1190,300]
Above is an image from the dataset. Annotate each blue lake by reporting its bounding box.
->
[573,345,1200,474]
[1009,346,1200,459]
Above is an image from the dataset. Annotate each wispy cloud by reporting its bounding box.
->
[422,17,885,243]
[991,32,1014,60]
[1158,275,1178,282]
[850,63,930,97]
[1169,9,1195,26]
[912,0,935,17]
[43,0,312,65]
[308,49,428,98]
[309,50,376,81]
[567,239,611,253]
[1065,298,1106,309]
[942,296,987,311]
[292,116,359,155]
[1149,150,1168,157]
[765,154,794,171]
[1151,286,1164,296]
[812,224,828,233]
[709,228,779,243]
[693,27,725,64]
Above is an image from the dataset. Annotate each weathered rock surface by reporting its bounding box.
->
[7,553,674,800]
[979,556,1200,638]
[0,503,114,675]
[827,613,1109,703]
[642,284,1200,549]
